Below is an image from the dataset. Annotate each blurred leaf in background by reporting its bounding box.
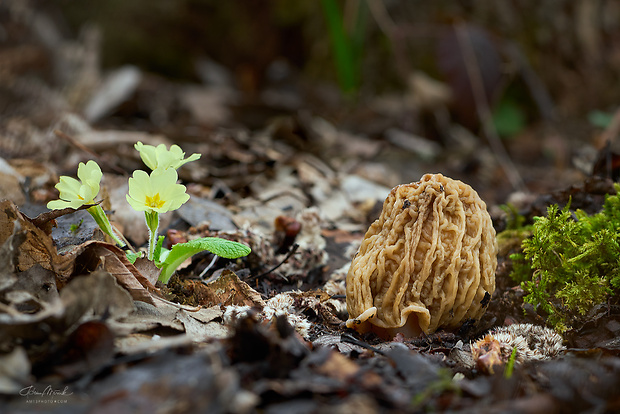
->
[320,0,367,95]
[588,110,614,129]
[492,98,527,139]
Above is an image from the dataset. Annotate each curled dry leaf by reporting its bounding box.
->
[166,269,264,308]
[62,241,159,305]
[0,200,72,276]
[133,256,162,287]
[0,271,135,361]
[0,200,161,306]
[3,264,59,313]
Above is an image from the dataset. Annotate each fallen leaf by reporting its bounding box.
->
[175,307,231,341]
[28,201,100,234]
[0,200,73,277]
[63,241,159,304]
[0,271,135,361]
[5,264,59,313]
[133,257,161,286]
[0,221,24,290]
[44,320,115,381]
[0,347,31,393]
[167,270,264,308]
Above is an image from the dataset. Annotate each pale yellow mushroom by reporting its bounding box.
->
[346,173,497,338]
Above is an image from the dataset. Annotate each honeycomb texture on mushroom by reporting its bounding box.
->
[346,173,497,336]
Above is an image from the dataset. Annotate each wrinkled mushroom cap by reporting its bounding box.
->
[346,173,497,337]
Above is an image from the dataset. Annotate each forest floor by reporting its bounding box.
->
[1,5,620,413]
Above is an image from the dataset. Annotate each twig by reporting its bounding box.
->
[54,129,127,175]
[199,254,219,279]
[54,129,100,158]
[454,23,527,192]
[29,201,100,228]
[250,243,299,280]
[340,333,386,355]
[366,0,410,80]
[503,43,555,121]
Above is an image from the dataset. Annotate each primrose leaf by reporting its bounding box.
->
[153,235,165,267]
[126,251,141,264]
[158,237,251,284]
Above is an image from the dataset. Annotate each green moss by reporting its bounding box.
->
[510,185,620,331]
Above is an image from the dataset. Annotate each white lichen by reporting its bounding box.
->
[472,323,565,369]
[223,292,313,339]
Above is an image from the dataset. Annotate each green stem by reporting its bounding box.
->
[144,210,159,261]
[320,0,360,94]
[87,205,126,247]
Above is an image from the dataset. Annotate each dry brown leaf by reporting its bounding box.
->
[175,307,230,341]
[0,172,25,206]
[59,270,135,325]
[0,200,68,275]
[312,349,360,381]
[0,201,162,306]
[133,256,161,286]
[29,201,100,234]
[169,270,264,308]
[63,241,159,305]
[0,271,135,354]
[201,270,264,307]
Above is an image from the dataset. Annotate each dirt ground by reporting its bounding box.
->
[1,2,620,413]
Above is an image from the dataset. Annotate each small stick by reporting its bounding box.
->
[54,129,100,158]
[54,129,127,175]
[250,243,299,280]
[340,333,386,356]
[199,254,219,279]
[455,23,526,192]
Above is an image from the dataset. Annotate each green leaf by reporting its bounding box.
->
[492,98,526,138]
[153,235,165,266]
[320,0,365,94]
[157,237,251,284]
[69,219,84,233]
[504,347,517,379]
[588,110,614,129]
[126,251,141,264]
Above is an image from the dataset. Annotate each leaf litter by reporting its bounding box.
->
[1,3,620,413]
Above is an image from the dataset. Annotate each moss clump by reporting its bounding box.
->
[510,186,620,331]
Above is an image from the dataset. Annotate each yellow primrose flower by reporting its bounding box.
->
[47,160,102,210]
[47,160,125,247]
[134,141,200,171]
[126,168,190,213]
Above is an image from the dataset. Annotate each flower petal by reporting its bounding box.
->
[135,141,200,171]
[78,160,103,184]
[174,152,201,169]
[128,170,153,201]
[150,167,178,189]
[47,199,74,210]
[126,194,148,211]
[135,142,159,170]
[55,176,81,196]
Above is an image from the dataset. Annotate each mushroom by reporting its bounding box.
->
[345,173,497,338]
